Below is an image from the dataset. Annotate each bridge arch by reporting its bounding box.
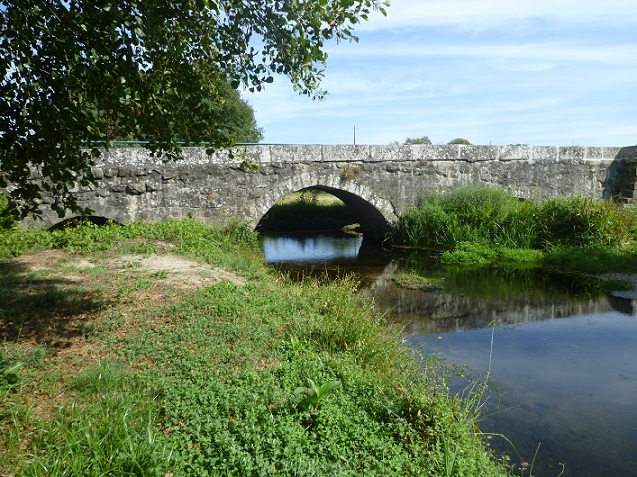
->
[254,171,397,239]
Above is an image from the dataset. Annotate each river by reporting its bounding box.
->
[262,232,637,477]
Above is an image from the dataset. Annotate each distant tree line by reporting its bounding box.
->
[395,136,473,145]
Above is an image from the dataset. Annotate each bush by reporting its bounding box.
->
[436,186,519,231]
[535,196,632,247]
[398,202,462,250]
[399,187,635,254]
[447,138,472,145]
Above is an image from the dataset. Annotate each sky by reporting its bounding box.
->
[245,0,637,147]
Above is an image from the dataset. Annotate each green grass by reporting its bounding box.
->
[391,271,444,291]
[441,242,544,265]
[543,244,637,275]
[398,186,637,272]
[0,220,511,476]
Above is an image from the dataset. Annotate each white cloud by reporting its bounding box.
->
[247,0,637,147]
[361,0,637,31]
[328,40,637,66]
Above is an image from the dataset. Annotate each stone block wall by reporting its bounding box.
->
[20,144,637,235]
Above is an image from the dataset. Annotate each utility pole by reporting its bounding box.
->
[353,125,357,146]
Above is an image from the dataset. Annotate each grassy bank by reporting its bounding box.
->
[0,220,511,476]
[397,186,637,274]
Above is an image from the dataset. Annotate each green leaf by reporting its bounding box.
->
[318,380,341,397]
[1,362,24,385]
[0,0,382,218]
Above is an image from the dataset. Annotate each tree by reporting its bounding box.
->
[0,0,388,220]
[447,138,472,145]
[404,136,432,145]
[107,76,264,144]
[208,80,263,144]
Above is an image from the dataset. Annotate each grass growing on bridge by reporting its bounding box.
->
[0,220,512,476]
[398,186,637,273]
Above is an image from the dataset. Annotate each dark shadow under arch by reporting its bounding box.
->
[311,185,392,239]
[48,215,122,231]
[603,146,637,201]
[257,186,392,240]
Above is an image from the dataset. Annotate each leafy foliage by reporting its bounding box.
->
[447,138,472,145]
[404,136,432,145]
[0,0,389,220]
[210,80,264,144]
[109,76,264,144]
[295,378,341,412]
[0,360,23,387]
[0,193,18,230]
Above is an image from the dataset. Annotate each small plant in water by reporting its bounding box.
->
[295,378,341,412]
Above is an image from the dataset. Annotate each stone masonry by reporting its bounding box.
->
[21,144,637,238]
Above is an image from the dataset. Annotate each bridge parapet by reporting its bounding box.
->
[87,144,629,166]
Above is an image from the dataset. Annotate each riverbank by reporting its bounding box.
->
[0,220,512,476]
[397,186,637,280]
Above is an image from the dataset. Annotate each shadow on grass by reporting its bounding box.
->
[0,260,105,347]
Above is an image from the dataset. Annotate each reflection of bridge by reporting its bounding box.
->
[22,144,637,238]
[369,279,635,335]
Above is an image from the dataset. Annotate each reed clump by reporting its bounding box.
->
[399,186,634,251]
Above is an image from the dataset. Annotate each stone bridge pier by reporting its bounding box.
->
[20,144,637,239]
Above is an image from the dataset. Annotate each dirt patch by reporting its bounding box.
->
[1,249,244,349]
[115,254,244,287]
[10,248,244,288]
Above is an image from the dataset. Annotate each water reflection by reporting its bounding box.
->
[262,233,364,263]
[262,233,637,477]
[371,265,636,334]
[262,233,393,283]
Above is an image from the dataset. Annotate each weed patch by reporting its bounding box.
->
[399,186,637,274]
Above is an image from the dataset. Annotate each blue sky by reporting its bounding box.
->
[246,0,636,147]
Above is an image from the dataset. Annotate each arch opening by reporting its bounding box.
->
[256,186,392,240]
[48,215,121,231]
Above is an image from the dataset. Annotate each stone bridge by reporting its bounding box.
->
[23,144,637,238]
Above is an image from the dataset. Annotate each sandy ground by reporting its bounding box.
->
[12,248,244,288]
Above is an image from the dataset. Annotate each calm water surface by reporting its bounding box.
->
[261,233,637,477]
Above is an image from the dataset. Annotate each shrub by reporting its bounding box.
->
[436,186,518,229]
[534,196,632,247]
[399,187,635,255]
[398,201,462,250]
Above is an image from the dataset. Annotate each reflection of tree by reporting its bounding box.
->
[399,252,611,301]
[380,287,622,334]
[371,260,635,333]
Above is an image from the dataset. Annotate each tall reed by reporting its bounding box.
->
[398,186,634,252]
